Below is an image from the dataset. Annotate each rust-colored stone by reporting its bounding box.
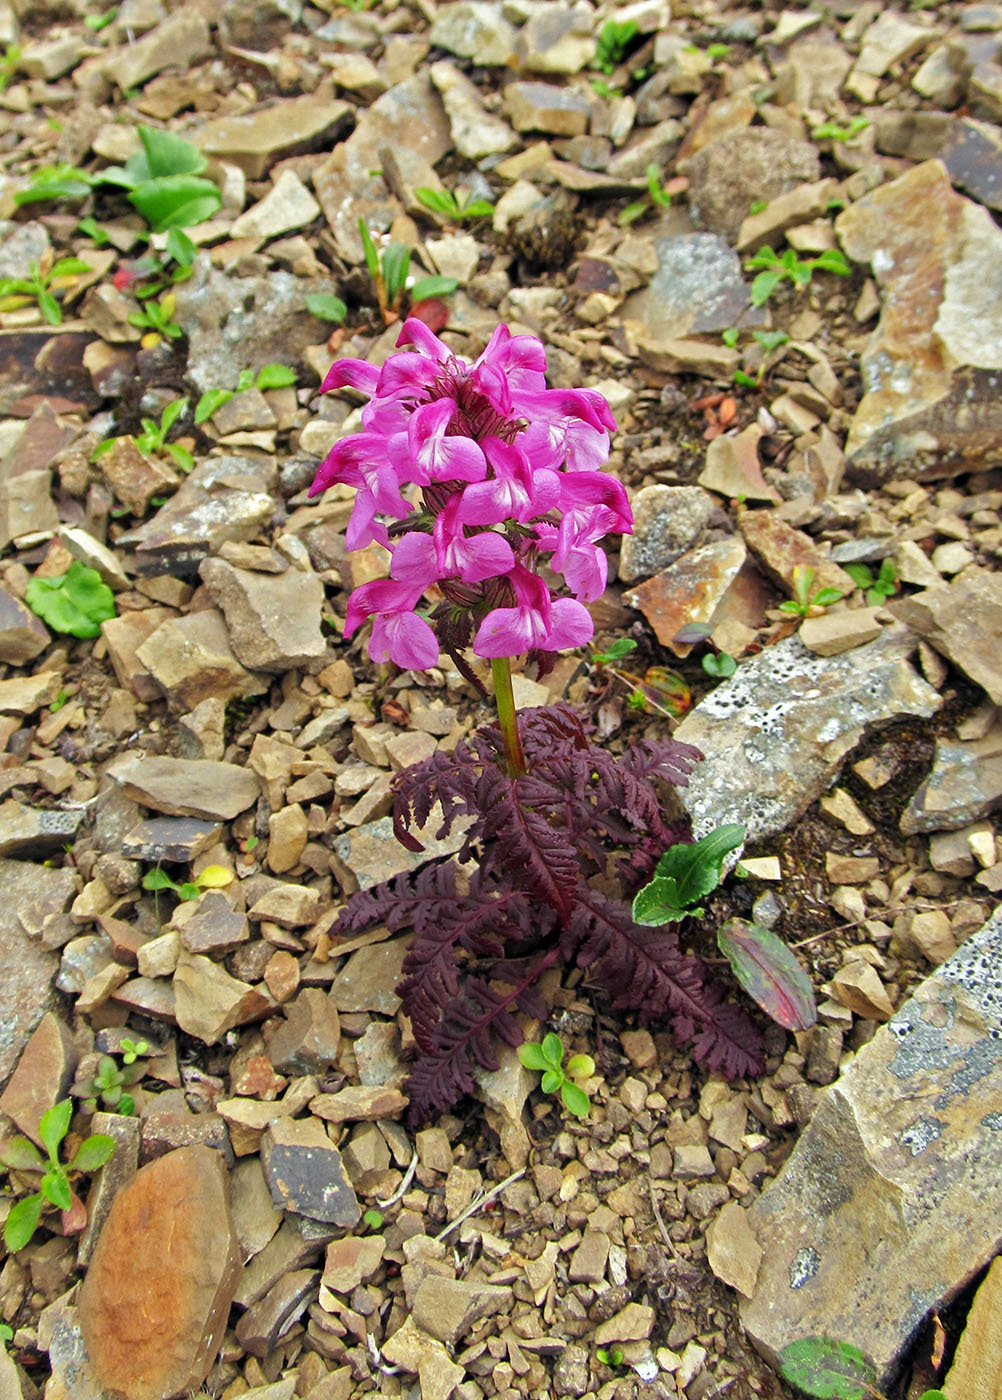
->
[78,1145,240,1400]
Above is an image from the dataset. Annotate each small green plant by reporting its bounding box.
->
[131,395,192,471]
[632,823,746,925]
[749,198,768,216]
[811,116,870,143]
[778,1337,946,1400]
[15,163,96,208]
[142,862,232,904]
[703,650,737,679]
[194,364,297,425]
[0,1323,12,1348]
[594,18,639,74]
[591,637,638,669]
[619,162,675,225]
[0,254,92,326]
[77,216,111,246]
[359,219,458,323]
[744,246,852,306]
[76,1041,149,1116]
[128,289,183,347]
[361,1208,384,1231]
[415,187,495,223]
[596,1346,624,1368]
[25,560,116,639]
[100,125,221,232]
[706,42,730,59]
[0,43,20,93]
[0,1100,115,1252]
[591,78,623,98]
[778,564,844,618]
[305,291,348,324]
[518,1033,595,1118]
[84,5,119,29]
[843,559,898,606]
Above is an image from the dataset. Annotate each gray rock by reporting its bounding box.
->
[106,755,260,821]
[0,801,83,857]
[429,60,519,160]
[121,817,222,863]
[741,905,1002,1390]
[517,2,595,73]
[900,724,1002,834]
[674,627,942,843]
[504,81,592,136]
[623,233,761,341]
[265,988,341,1074]
[683,128,821,240]
[0,470,59,550]
[889,572,1002,704]
[230,169,321,240]
[260,1117,360,1226]
[234,1269,320,1358]
[429,2,518,66]
[199,558,326,673]
[193,93,352,180]
[103,6,212,90]
[942,116,1002,211]
[411,1272,513,1347]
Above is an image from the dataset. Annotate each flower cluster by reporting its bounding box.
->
[310,319,632,670]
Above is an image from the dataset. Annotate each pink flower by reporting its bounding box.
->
[345,578,439,671]
[474,565,594,658]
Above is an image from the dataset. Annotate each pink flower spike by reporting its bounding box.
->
[433,497,514,583]
[474,564,591,658]
[408,399,488,485]
[559,471,633,534]
[321,359,380,396]
[390,531,439,590]
[458,438,561,525]
[345,577,439,671]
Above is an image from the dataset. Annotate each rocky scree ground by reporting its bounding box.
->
[0,0,1001,1399]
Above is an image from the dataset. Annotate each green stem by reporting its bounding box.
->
[491,656,527,777]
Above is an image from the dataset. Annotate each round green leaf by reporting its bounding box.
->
[41,1166,72,1212]
[540,1069,562,1095]
[304,292,347,323]
[255,363,297,390]
[25,561,116,639]
[4,1193,43,1252]
[517,1042,549,1071]
[128,176,221,232]
[560,1082,590,1118]
[565,1054,595,1081]
[777,1337,874,1399]
[540,1033,564,1068]
[0,1136,45,1172]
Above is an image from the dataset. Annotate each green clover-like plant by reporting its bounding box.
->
[744,246,851,307]
[594,18,639,74]
[0,255,92,326]
[142,862,233,905]
[25,560,116,639]
[0,1100,115,1252]
[518,1033,595,1118]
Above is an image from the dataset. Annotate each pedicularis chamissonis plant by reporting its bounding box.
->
[314,321,766,1121]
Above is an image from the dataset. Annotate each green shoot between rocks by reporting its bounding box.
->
[25,560,116,639]
[0,1101,114,1252]
[518,1033,596,1118]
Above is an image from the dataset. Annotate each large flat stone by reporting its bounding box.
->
[889,572,1002,705]
[741,905,1002,1391]
[674,626,942,842]
[106,755,260,821]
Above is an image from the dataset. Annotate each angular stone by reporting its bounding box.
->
[836,162,1002,484]
[411,1273,512,1347]
[739,510,855,598]
[136,608,268,712]
[0,670,60,715]
[428,2,517,66]
[77,1111,141,1268]
[194,94,352,180]
[706,1199,763,1299]
[504,81,591,136]
[828,960,895,1020]
[0,585,49,662]
[231,168,321,240]
[889,573,1002,704]
[330,811,471,894]
[329,938,409,1016]
[181,892,249,955]
[852,10,931,78]
[593,1302,655,1345]
[736,179,841,253]
[381,1316,465,1400]
[107,755,260,820]
[309,1085,408,1124]
[674,627,942,843]
[323,1234,385,1293]
[684,128,821,240]
[623,234,759,341]
[247,884,322,928]
[618,486,715,583]
[623,537,747,653]
[199,558,326,673]
[101,607,174,702]
[96,435,179,516]
[267,803,308,875]
[265,988,340,1074]
[260,1116,360,1226]
[741,907,1002,1389]
[900,725,1002,834]
[0,800,82,857]
[230,1156,283,1263]
[234,1269,320,1358]
[103,6,211,90]
[799,607,884,656]
[943,1253,1002,1399]
[78,1146,241,1400]
[569,1230,610,1285]
[942,117,1002,212]
[173,951,272,1044]
[429,60,519,159]
[700,425,781,504]
[121,816,222,863]
[0,1012,76,1146]
[634,335,740,378]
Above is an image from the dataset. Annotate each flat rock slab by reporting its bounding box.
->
[889,571,1002,705]
[78,1145,241,1400]
[742,905,1002,1390]
[674,626,941,842]
[107,755,260,820]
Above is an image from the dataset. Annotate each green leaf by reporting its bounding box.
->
[843,564,873,590]
[0,1136,45,1171]
[721,328,739,347]
[647,824,747,913]
[51,257,92,278]
[69,1134,116,1173]
[540,1032,564,1068]
[717,919,817,1030]
[26,561,116,639]
[195,388,234,425]
[359,219,381,283]
[777,1337,875,1399]
[255,363,297,390]
[38,289,62,325]
[166,443,193,472]
[810,249,851,276]
[236,368,255,392]
[159,396,188,435]
[381,242,411,307]
[119,1093,135,1116]
[128,175,221,232]
[305,292,347,323]
[749,198,767,215]
[753,330,789,352]
[919,1392,948,1399]
[4,1193,43,1252]
[41,1166,72,1211]
[703,652,737,678]
[561,1082,591,1117]
[517,1041,550,1071]
[15,170,94,206]
[459,199,494,219]
[733,369,761,389]
[415,187,459,218]
[812,588,844,607]
[178,882,201,901]
[166,227,197,267]
[38,1100,73,1161]
[618,199,649,225]
[751,268,785,306]
[746,246,780,269]
[540,1069,562,1095]
[84,6,118,31]
[136,125,207,180]
[362,1207,384,1230]
[410,274,458,301]
[142,867,177,892]
[565,1054,595,1080]
[631,876,688,926]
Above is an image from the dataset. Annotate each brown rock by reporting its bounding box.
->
[0,1012,76,1146]
[706,1200,762,1299]
[101,607,176,702]
[381,1317,464,1400]
[195,93,353,179]
[136,609,268,712]
[265,988,340,1074]
[623,537,747,654]
[180,892,249,955]
[739,510,855,598]
[260,1116,360,1226]
[944,1253,1002,1400]
[0,585,49,662]
[96,436,179,515]
[309,1085,408,1124]
[828,961,895,1021]
[267,803,308,874]
[107,754,260,820]
[173,950,273,1044]
[322,1234,385,1293]
[411,1273,513,1347]
[889,573,1002,705]
[198,557,327,673]
[78,1145,241,1400]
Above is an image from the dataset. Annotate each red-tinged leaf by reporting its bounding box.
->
[60,1191,88,1235]
[639,666,690,718]
[717,918,817,1031]
[409,298,450,333]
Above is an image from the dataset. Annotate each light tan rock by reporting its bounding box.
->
[381,1317,464,1400]
[800,607,884,656]
[944,1253,1002,1400]
[706,1200,763,1299]
[827,961,895,1021]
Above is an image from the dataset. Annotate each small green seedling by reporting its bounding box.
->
[633,823,746,925]
[25,560,116,639]
[619,162,675,225]
[0,1100,115,1252]
[77,216,111,246]
[359,219,457,323]
[0,43,20,92]
[415,187,495,223]
[591,637,638,669]
[84,5,119,29]
[596,1346,624,1368]
[673,621,737,679]
[100,125,221,232]
[778,564,844,618]
[128,289,183,347]
[518,1033,595,1118]
[194,364,297,425]
[778,1336,945,1400]
[744,246,852,307]
[142,862,233,904]
[843,559,898,606]
[811,116,870,143]
[134,396,192,471]
[305,291,347,324]
[0,1324,12,1348]
[748,198,768,216]
[361,1208,384,1231]
[0,255,92,326]
[591,78,623,98]
[76,1041,149,1116]
[594,18,639,74]
[15,163,96,208]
